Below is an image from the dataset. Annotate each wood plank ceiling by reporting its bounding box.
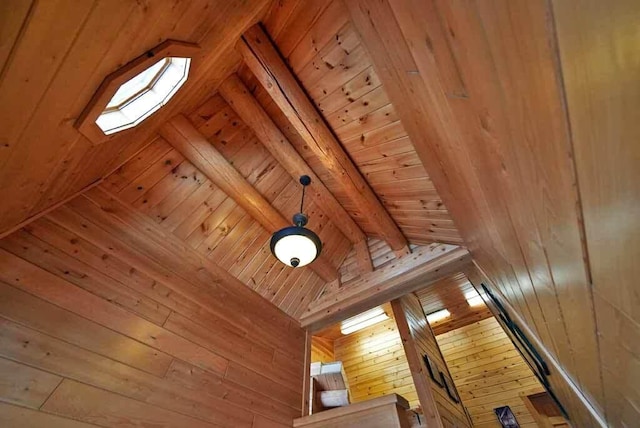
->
[1,1,636,427]
[0,0,463,320]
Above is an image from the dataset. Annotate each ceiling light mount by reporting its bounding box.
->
[270,175,322,268]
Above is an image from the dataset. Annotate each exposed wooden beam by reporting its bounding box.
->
[300,244,471,331]
[218,74,373,273]
[237,24,409,256]
[160,114,338,282]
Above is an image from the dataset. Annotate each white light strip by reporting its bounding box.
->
[340,313,389,335]
[426,309,450,324]
[340,307,385,331]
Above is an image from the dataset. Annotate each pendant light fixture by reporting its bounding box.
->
[270,175,322,268]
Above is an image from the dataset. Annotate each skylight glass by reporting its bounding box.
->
[96,57,190,135]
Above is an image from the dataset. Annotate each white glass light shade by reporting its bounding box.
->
[96,57,190,135]
[271,227,321,268]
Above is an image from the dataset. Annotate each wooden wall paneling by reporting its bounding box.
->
[552,0,640,426]
[235,0,332,98]
[0,224,172,326]
[466,265,604,428]
[439,0,601,407]
[311,336,335,363]
[42,379,221,428]
[339,238,396,284]
[416,272,493,336]
[165,360,300,425]
[345,0,604,424]
[392,294,471,428]
[160,114,338,282]
[437,317,546,427]
[286,0,349,72]
[263,0,332,60]
[101,137,173,194]
[345,0,541,350]
[45,206,283,362]
[333,314,419,407]
[0,356,62,408]
[0,401,97,428]
[302,244,471,331]
[0,246,230,376]
[0,318,254,427]
[239,24,410,255]
[0,193,307,426]
[0,0,34,70]
[0,0,106,229]
[61,189,304,361]
[0,281,173,377]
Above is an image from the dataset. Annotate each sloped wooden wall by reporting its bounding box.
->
[438,317,546,427]
[0,189,305,428]
[334,313,419,408]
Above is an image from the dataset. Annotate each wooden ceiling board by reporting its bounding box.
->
[250,6,462,246]
[344,0,621,425]
[0,0,271,237]
[100,95,353,318]
[415,272,493,336]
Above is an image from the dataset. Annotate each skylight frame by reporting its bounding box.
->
[103,58,171,112]
[75,40,199,145]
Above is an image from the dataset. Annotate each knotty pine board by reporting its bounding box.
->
[0,190,306,427]
[333,314,419,408]
[437,317,546,427]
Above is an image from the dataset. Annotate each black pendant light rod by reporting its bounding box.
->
[299,175,311,213]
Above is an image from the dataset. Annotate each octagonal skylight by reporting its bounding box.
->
[96,57,190,135]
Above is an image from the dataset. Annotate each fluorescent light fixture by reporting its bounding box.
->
[426,309,451,324]
[465,290,485,307]
[340,307,389,335]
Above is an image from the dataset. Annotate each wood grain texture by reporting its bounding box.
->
[302,244,471,331]
[161,113,338,282]
[249,7,462,246]
[552,1,640,426]
[106,107,345,318]
[219,74,367,250]
[345,0,605,424]
[239,24,409,253]
[0,190,306,427]
[437,317,546,428]
[416,272,493,336]
[333,311,418,408]
[294,394,410,428]
[393,293,471,427]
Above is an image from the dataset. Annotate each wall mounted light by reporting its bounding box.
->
[270,175,322,268]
